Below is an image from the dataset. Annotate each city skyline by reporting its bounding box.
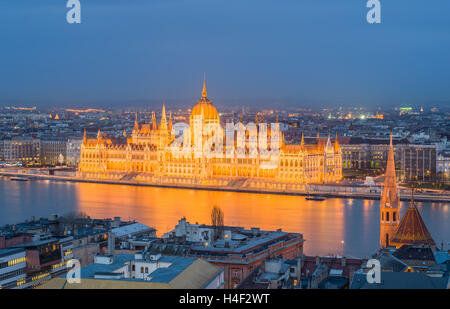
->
[0,1,449,292]
[1,0,450,108]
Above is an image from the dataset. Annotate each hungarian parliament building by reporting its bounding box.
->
[78,80,342,189]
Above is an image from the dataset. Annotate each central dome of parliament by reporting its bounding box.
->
[190,78,220,123]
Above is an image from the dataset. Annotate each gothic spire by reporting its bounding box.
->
[334,132,340,152]
[381,133,399,208]
[134,112,139,131]
[326,134,332,151]
[152,111,157,130]
[202,74,207,99]
[160,103,167,130]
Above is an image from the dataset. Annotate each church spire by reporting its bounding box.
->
[382,133,399,207]
[202,74,207,99]
[83,128,87,144]
[379,132,400,248]
[300,132,305,148]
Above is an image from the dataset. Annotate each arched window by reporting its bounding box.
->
[386,212,390,222]
[393,212,396,222]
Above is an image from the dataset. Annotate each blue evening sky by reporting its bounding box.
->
[0,0,449,109]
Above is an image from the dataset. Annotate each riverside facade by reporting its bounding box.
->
[78,80,343,187]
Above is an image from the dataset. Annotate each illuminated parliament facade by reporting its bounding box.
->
[78,80,343,189]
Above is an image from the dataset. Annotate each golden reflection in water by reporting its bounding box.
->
[74,183,362,256]
[4,178,449,257]
[4,178,447,257]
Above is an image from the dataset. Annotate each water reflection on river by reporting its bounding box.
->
[0,178,448,258]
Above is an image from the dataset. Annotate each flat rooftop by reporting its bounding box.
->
[0,247,25,258]
[67,254,198,284]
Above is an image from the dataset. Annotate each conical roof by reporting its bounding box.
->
[390,200,436,247]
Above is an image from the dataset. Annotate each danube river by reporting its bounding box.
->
[1,177,448,258]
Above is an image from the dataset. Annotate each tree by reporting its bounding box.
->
[211,205,224,241]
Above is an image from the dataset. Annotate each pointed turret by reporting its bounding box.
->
[316,130,320,140]
[240,112,243,123]
[97,129,102,142]
[134,112,139,131]
[83,129,87,144]
[300,132,305,150]
[168,111,173,132]
[152,111,157,130]
[255,113,259,125]
[275,111,279,123]
[325,134,333,152]
[260,113,264,123]
[379,133,400,248]
[160,103,168,131]
[334,132,341,152]
[123,128,127,137]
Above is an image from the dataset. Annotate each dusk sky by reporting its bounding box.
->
[1,0,450,109]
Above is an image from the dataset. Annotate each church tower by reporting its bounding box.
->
[380,134,400,248]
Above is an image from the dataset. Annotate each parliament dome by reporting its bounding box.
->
[190,78,219,123]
